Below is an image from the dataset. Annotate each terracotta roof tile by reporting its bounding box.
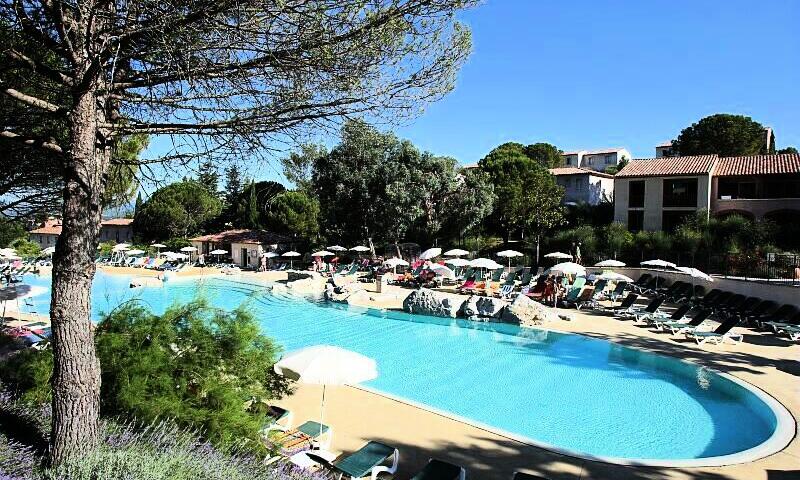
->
[616,155,718,177]
[549,167,615,178]
[715,154,800,176]
[191,229,292,245]
[101,218,134,226]
[29,225,62,235]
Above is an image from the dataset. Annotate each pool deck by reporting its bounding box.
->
[4,269,798,479]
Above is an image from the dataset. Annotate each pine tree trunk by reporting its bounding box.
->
[49,84,109,464]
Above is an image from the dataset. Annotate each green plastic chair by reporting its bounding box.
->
[310,441,398,480]
[411,458,465,480]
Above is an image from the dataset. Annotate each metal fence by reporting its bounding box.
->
[577,252,800,286]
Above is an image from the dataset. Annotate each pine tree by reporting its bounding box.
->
[197,160,220,195]
[134,192,143,216]
[223,165,243,206]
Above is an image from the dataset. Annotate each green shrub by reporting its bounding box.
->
[0,300,293,455]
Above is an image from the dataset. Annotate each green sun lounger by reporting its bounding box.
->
[309,440,398,480]
[411,458,465,480]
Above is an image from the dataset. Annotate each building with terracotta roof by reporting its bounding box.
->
[655,141,676,158]
[29,217,135,248]
[549,167,615,205]
[190,229,294,268]
[614,154,800,232]
[561,147,632,173]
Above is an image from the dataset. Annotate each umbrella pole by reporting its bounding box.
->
[319,384,326,444]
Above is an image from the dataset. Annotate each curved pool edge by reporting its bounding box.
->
[353,343,796,468]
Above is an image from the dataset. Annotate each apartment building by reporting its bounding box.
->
[561,147,632,172]
[613,154,800,231]
[549,167,614,205]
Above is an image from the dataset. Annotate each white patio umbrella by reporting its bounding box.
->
[180,245,197,263]
[274,346,377,439]
[430,264,455,280]
[0,248,17,258]
[151,243,166,254]
[547,262,586,276]
[444,257,470,267]
[641,259,676,269]
[42,246,56,256]
[443,248,469,257]
[350,246,370,252]
[384,257,408,274]
[311,250,334,257]
[112,243,130,252]
[497,249,523,268]
[419,247,442,260]
[597,271,634,283]
[676,266,714,283]
[282,251,301,269]
[595,259,626,267]
[327,245,347,252]
[470,257,503,269]
[210,249,228,263]
[264,252,279,258]
[544,252,572,259]
[126,249,145,256]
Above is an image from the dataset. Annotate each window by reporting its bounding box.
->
[662,211,691,233]
[606,154,614,164]
[629,181,645,208]
[627,210,644,232]
[718,179,756,199]
[663,178,698,207]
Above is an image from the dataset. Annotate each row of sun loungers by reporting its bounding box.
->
[610,273,800,344]
[264,408,547,480]
[96,256,190,271]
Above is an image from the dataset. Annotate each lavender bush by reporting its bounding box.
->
[0,393,327,480]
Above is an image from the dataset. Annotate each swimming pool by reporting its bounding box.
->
[20,271,794,466]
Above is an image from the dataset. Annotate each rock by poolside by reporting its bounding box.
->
[502,293,560,326]
[402,288,460,318]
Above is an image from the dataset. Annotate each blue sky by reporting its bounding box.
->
[142,0,800,190]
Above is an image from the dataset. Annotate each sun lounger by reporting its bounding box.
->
[262,405,294,433]
[565,286,596,310]
[308,441,398,480]
[763,311,800,334]
[490,268,503,282]
[685,316,744,345]
[779,324,800,341]
[632,296,665,322]
[411,458,466,480]
[269,420,332,452]
[758,304,798,331]
[647,303,691,326]
[657,308,712,335]
[457,276,478,294]
[605,281,627,302]
[607,293,638,314]
[742,300,776,326]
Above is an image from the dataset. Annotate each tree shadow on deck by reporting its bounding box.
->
[364,431,780,480]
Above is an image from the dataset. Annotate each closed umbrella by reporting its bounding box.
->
[419,247,442,260]
[497,249,523,268]
[544,252,572,259]
[443,248,469,257]
[274,346,377,440]
[595,259,626,267]
[283,251,301,269]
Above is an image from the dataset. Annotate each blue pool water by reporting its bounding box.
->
[20,271,779,461]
